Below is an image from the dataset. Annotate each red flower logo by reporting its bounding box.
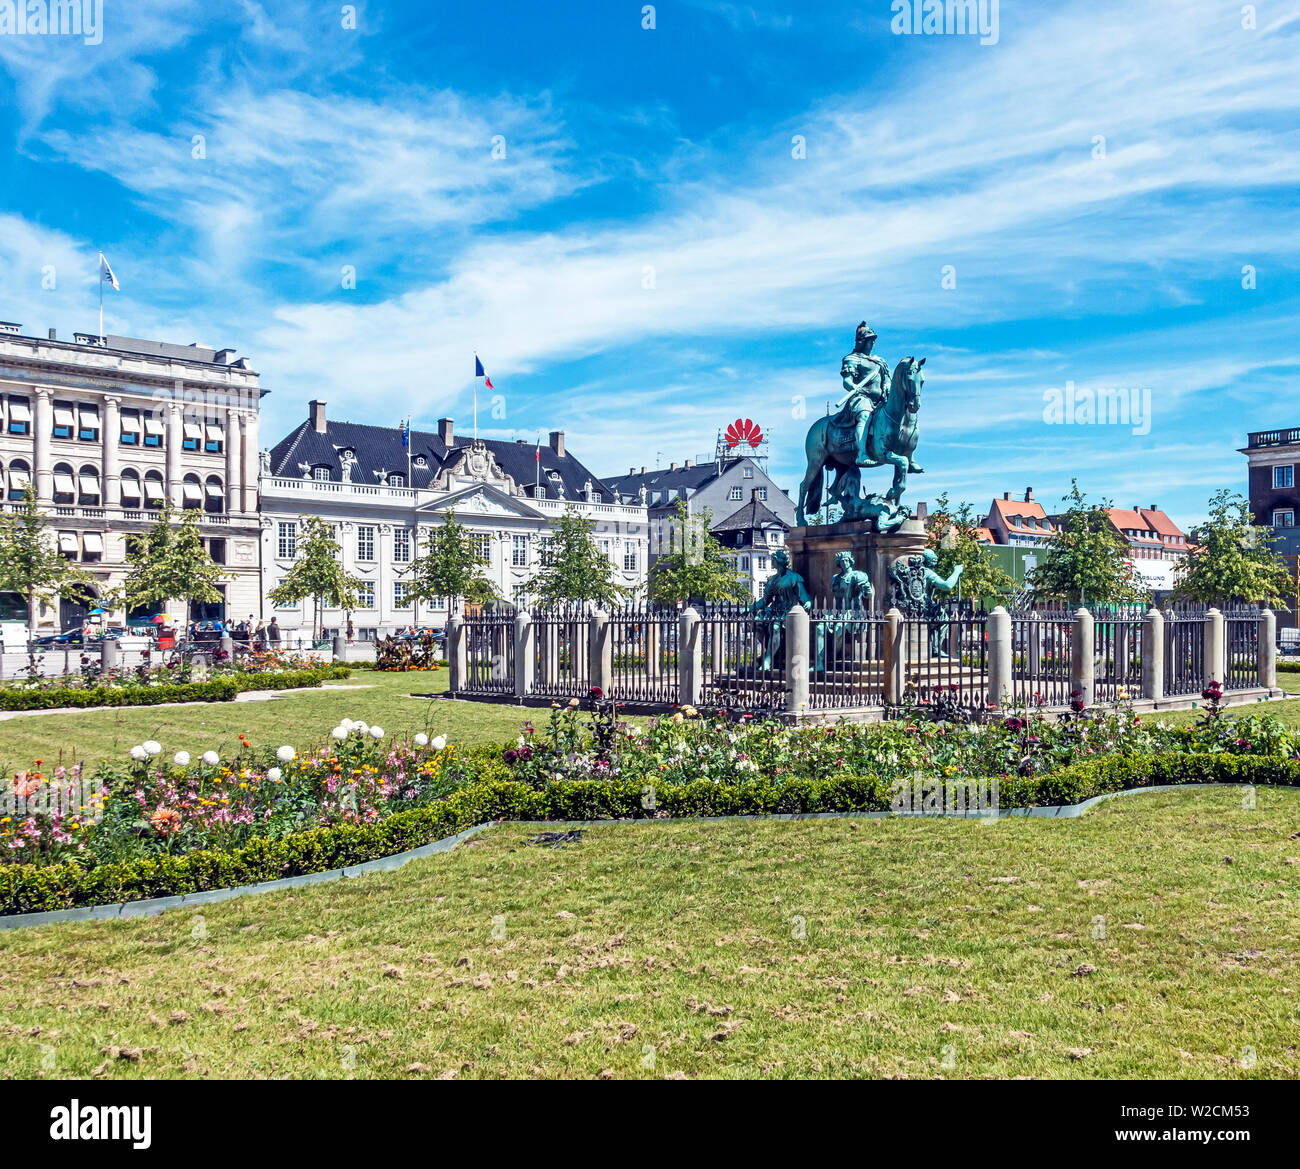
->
[724,418,764,450]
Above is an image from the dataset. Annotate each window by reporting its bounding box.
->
[274,582,298,610]
[204,476,224,513]
[53,403,75,438]
[204,424,223,453]
[277,521,297,559]
[431,596,447,611]
[82,531,103,563]
[512,535,528,567]
[757,556,768,572]
[7,397,30,434]
[394,580,412,607]
[357,526,376,561]
[599,538,612,559]
[58,531,79,559]
[539,536,556,566]
[356,582,375,609]
[473,534,491,562]
[388,473,405,487]
[182,475,202,509]
[78,468,100,505]
[7,460,31,500]
[312,465,330,482]
[120,469,142,506]
[623,541,638,572]
[1274,465,1294,489]
[512,585,529,607]
[77,406,99,441]
[393,527,411,563]
[119,410,140,444]
[728,486,743,501]
[183,421,202,451]
[741,556,749,571]
[143,416,164,447]
[744,465,754,478]
[52,464,75,504]
[1275,509,1296,529]
[756,487,767,501]
[144,471,165,508]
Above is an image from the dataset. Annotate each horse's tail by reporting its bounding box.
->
[799,419,825,524]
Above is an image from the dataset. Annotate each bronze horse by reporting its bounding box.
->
[796,356,925,525]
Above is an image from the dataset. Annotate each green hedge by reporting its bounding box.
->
[1277,660,1300,674]
[3,751,1298,915]
[0,665,351,711]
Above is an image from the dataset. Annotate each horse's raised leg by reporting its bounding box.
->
[884,452,908,501]
[796,457,822,526]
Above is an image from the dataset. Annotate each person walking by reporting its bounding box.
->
[267,616,281,645]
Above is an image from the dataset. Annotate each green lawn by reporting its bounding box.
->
[0,671,534,773]
[1,786,1297,1079]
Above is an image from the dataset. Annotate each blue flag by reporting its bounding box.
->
[402,419,410,448]
[475,355,485,378]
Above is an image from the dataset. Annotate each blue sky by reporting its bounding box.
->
[1,0,1298,527]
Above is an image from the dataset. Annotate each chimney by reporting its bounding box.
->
[629,466,636,476]
[1025,487,1034,502]
[309,400,327,434]
[1149,503,1158,512]
[437,417,454,445]
[1002,491,1011,501]
[641,466,647,475]
[549,430,565,458]
[684,458,693,468]
[48,328,56,341]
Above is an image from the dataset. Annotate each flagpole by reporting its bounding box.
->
[98,253,104,341]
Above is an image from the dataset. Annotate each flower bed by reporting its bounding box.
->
[3,688,1297,913]
[374,633,444,671]
[0,665,351,711]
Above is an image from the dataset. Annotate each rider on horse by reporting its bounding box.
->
[835,321,891,465]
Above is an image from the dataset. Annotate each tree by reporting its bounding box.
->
[527,506,628,607]
[0,487,94,636]
[267,516,362,639]
[1173,490,1292,606]
[402,510,495,618]
[925,492,1016,606]
[647,499,751,606]
[1028,481,1146,606]
[122,502,228,627]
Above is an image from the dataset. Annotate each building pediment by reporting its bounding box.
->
[421,483,545,520]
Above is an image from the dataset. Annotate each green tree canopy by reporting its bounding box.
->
[402,510,496,617]
[267,516,362,638]
[926,492,1016,606]
[1028,481,1147,606]
[121,502,228,625]
[1173,490,1292,606]
[647,499,751,606]
[0,486,93,634]
[526,506,628,607]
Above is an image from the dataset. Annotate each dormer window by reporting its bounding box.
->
[312,465,330,482]
[388,473,405,487]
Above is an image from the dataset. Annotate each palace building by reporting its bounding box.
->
[0,323,265,629]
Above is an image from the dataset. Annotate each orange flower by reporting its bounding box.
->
[150,807,182,835]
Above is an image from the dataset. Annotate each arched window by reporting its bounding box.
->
[182,473,202,510]
[52,461,76,504]
[7,459,30,501]
[119,467,142,507]
[78,465,101,505]
[144,469,165,509]
[204,474,224,513]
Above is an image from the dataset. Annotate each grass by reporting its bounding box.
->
[0,671,534,773]
[1,786,1297,1080]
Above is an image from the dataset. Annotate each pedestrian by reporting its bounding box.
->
[346,617,355,643]
[267,616,281,645]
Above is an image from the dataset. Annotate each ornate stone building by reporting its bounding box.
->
[259,404,649,636]
[0,323,264,629]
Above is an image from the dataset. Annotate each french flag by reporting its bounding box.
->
[474,355,493,391]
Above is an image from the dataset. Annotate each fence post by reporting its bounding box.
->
[514,610,534,699]
[644,614,661,678]
[1141,607,1164,701]
[986,605,1011,708]
[331,633,346,662]
[447,614,465,694]
[1071,607,1094,708]
[589,608,612,697]
[1204,607,1224,686]
[678,606,702,707]
[785,604,810,714]
[1258,608,1276,690]
[100,636,119,676]
[883,606,903,705]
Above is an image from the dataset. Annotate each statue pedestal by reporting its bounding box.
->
[787,516,928,606]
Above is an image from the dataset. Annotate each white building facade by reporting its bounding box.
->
[0,324,264,630]
[259,405,649,635]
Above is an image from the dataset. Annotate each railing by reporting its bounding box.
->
[898,604,988,709]
[532,604,593,698]
[1010,606,1073,708]
[1164,604,1207,696]
[698,602,785,713]
[463,610,514,695]
[1246,428,1300,448]
[1224,604,1260,691]
[605,603,678,705]
[806,605,885,710]
[1093,604,1146,702]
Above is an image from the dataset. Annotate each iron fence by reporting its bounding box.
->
[463,610,515,695]
[606,603,679,705]
[806,605,886,710]
[531,604,593,698]
[898,604,988,709]
[1010,606,1073,708]
[1224,604,1260,691]
[1092,604,1146,702]
[698,602,786,713]
[1163,604,1207,696]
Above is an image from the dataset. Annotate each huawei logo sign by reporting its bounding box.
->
[724,418,763,450]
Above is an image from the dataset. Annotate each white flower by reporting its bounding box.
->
[340,718,355,731]
[413,733,428,747]
[370,726,384,739]
[332,726,348,740]
[276,745,296,762]
[201,751,220,766]
[142,740,162,756]
[129,745,148,762]
[174,751,191,766]
[355,721,369,734]
[516,736,526,749]
[430,735,447,751]
[267,767,282,783]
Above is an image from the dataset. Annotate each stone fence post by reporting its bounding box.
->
[1259,608,1276,690]
[883,607,903,705]
[1071,608,1094,708]
[1141,607,1164,701]
[100,637,119,676]
[447,614,466,694]
[986,605,1011,708]
[589,608,612,696]
[678,606,702,707]
[514,610,534,699]
[785,604,809,714]
[1204,607,1225,686]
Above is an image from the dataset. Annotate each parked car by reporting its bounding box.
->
[31,627,129,648]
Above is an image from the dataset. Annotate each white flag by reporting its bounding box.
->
[98,251,120,291]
